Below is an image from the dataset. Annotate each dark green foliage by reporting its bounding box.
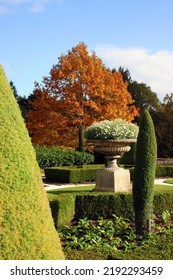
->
[35,145,94,169]
[151,93,173,157]
[120,142,136,165]
[0,65,64,260]
[156,165,173,177]
[130,165,173,180]
[10,80,35,121]
[44,165,103,183]
[153,191,173,215]
[133,110,157,234]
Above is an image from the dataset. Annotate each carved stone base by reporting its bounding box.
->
[95,168,131,192]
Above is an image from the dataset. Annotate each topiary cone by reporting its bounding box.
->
[132,110,157,235]
[0,65,64,259]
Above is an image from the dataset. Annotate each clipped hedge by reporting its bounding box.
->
[48,194,76,229]
[156,165,173,177]
[76,192,173,221]
[47,190,173,228]
[75,193,134,220]
[35,145,94,169]
[129,165,173,180]
[45,165,173,184]
[44,165,103,183]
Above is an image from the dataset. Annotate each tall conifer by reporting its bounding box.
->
[133,110,157,235]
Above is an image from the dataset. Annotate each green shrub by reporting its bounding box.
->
[35,145,94,169]
[156,165,173,177]
[0,65,64,260]
[133,110,157,234]
[130,165,173,180]
[44,165,103,183]
[153,191,173,215]
[48,194,76,228]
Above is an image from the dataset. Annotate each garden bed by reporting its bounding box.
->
[60,212,173,260]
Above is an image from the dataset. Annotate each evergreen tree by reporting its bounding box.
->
[132,110,157,235]
[0,65,64,259]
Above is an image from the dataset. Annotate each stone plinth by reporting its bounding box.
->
[87,139,136,193]
[95,167,131,192]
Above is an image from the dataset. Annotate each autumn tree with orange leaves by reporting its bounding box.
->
[27,43,138,148]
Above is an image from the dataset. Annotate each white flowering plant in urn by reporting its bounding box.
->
[85,119,139,169]
[84,119,138,140]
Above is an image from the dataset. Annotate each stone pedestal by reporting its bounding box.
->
[95,167,131,192]
[87,139,136,193]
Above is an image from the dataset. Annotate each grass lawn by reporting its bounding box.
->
[164,179,173,184]
[154,184,173,191]
[46,185,94,194]
[46,183,173,194]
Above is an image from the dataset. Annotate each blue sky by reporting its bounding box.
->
[1,0,173,101]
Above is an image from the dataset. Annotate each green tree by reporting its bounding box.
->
[10,80,34,120]
[151,93,173,157]
[129,81,160,113]
[113,67,132,84]
[10,80,18,99]
[116,67,161,123]
[0,65,64,259]
[132,110,157,235]
[17,94,34,120]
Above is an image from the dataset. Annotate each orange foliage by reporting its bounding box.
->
[27,42,138,147]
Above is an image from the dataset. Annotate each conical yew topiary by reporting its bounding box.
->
[0,65,64,259]
[132,110,157,235]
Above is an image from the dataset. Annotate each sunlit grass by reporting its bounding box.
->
[46,183,173,195]
[154,184,173,191]
[163,179,173,185]
[46,185,95,195]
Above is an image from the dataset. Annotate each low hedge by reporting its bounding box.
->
[45,165,173,184]
[34,145,94,169]
[44,165,104,183]
[47,190,173,228]
[129,165,173,180]
[75,191,173,220]
[155,165,173,177]
[48,193,76,229]
[75,193,134,220]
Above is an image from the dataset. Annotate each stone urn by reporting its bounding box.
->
[87,139,136,192]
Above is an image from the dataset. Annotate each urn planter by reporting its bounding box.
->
[87,139,136,192]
